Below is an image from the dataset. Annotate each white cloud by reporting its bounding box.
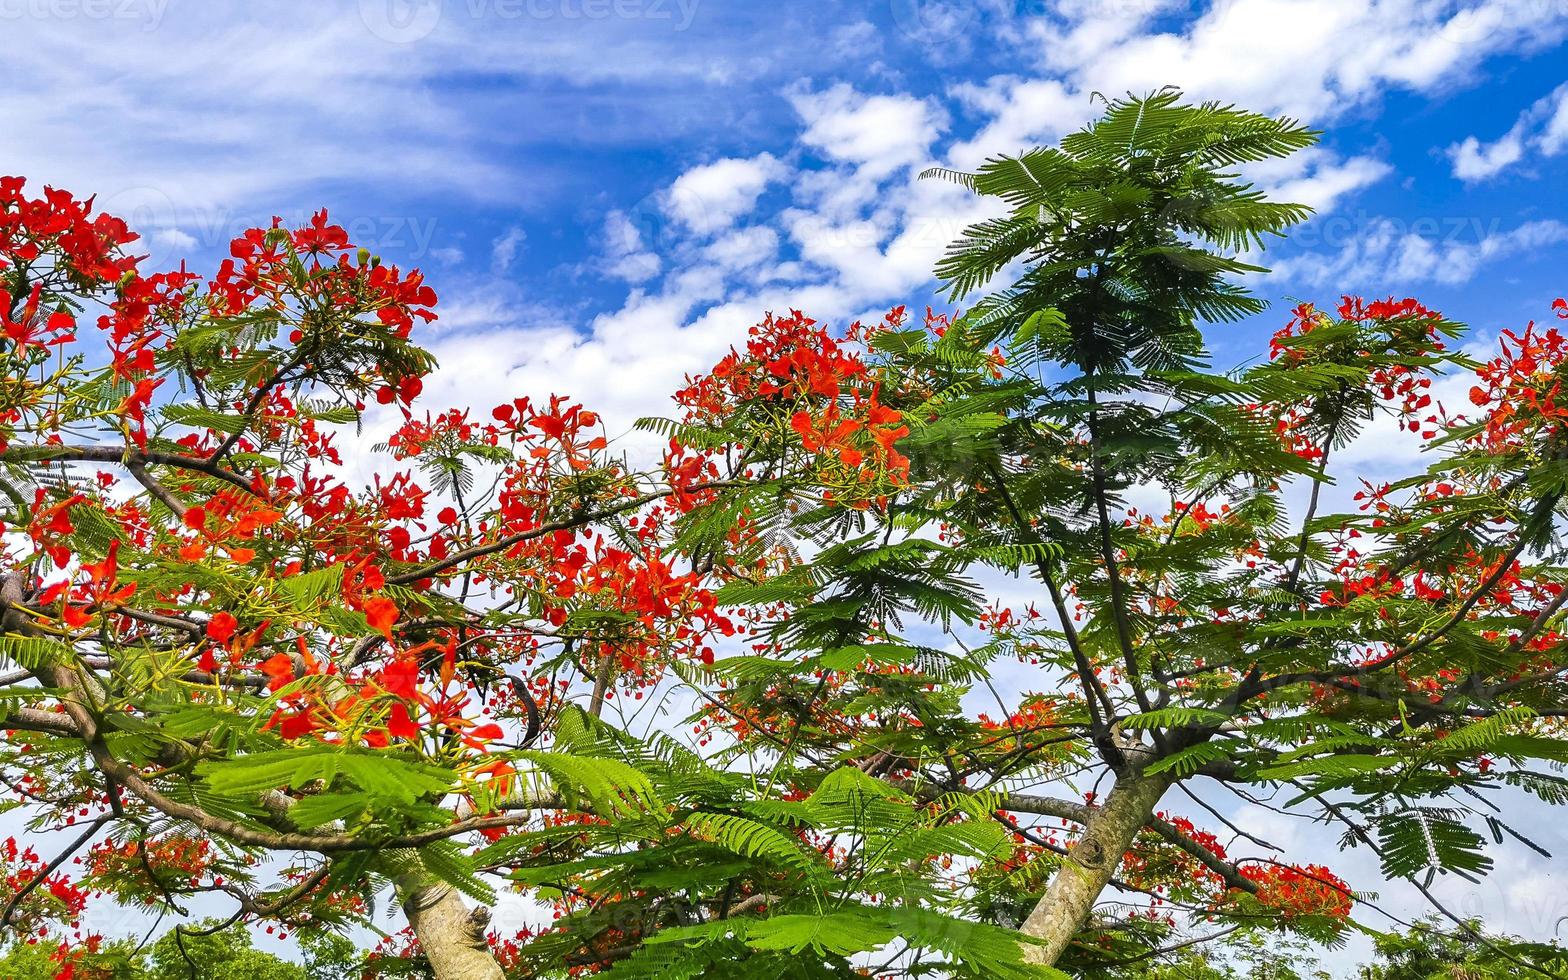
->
[0,5,858,244]
[702,226,779,272]
[601,211,661,284]
[828,19,879,61]
[152,227,198,250]
[490,226,526,273]
[0,7,513,217]
[1446,82,1568,181]
[1030,0,1568,125]
[1541,88,1568,155]
[1448,130,1528,181]
[664,153,787,236]
[1270,217,1568,288]
[1249,148,1393,213]
[787,83,949,179]
[946,77,1086,170]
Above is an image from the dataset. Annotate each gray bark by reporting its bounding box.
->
[403,881,507,980]
[1018,769,1173,965]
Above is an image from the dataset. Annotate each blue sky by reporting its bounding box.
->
[7,0,1568,448]
[7,0,1568,966]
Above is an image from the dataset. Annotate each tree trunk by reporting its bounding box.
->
[1018,769,1172,965]
[403,880,507,980]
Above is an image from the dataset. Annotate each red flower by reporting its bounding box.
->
[379,658,420,700]
[388,701,421,740]
[206,612,238,643]
[260,653,296,691]
[276,710,320,740]
[364,596,399,638]
[0,284,76,352]
[467,723,503,744]
[290,209,349,257]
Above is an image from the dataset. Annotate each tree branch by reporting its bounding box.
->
[1,445,258,496]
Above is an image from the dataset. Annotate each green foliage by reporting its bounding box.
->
[0,922,357,980]
[925,88,1314,371]
[642,907,1064,980]
[1357,918,1568,980]
[198,748,454,805]
[0,938,151,979]
[11,88,1568,980]
[496,711,1055,977]
[147,926,311,980]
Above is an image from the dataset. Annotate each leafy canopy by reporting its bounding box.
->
[5,92,1568,980]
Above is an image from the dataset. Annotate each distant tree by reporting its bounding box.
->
[1098,930,1331,979]
[0,937,145,980]
[146,924,307,980]
[1358,918,1568,979]
[0,919,352,979]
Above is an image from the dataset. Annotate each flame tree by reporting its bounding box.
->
[4,94,1568,980]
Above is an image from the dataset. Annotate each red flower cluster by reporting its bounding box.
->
[2,835,89,932]
[0,177,137,282]
[84,834,216,899]
[1237,863,1353,919]
[675,310,912,505]
[0,180,140,451]
[1467,299,1568,452]
[216,211,436,336]
[1261,297,1448,458]
[247,629,509,751]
